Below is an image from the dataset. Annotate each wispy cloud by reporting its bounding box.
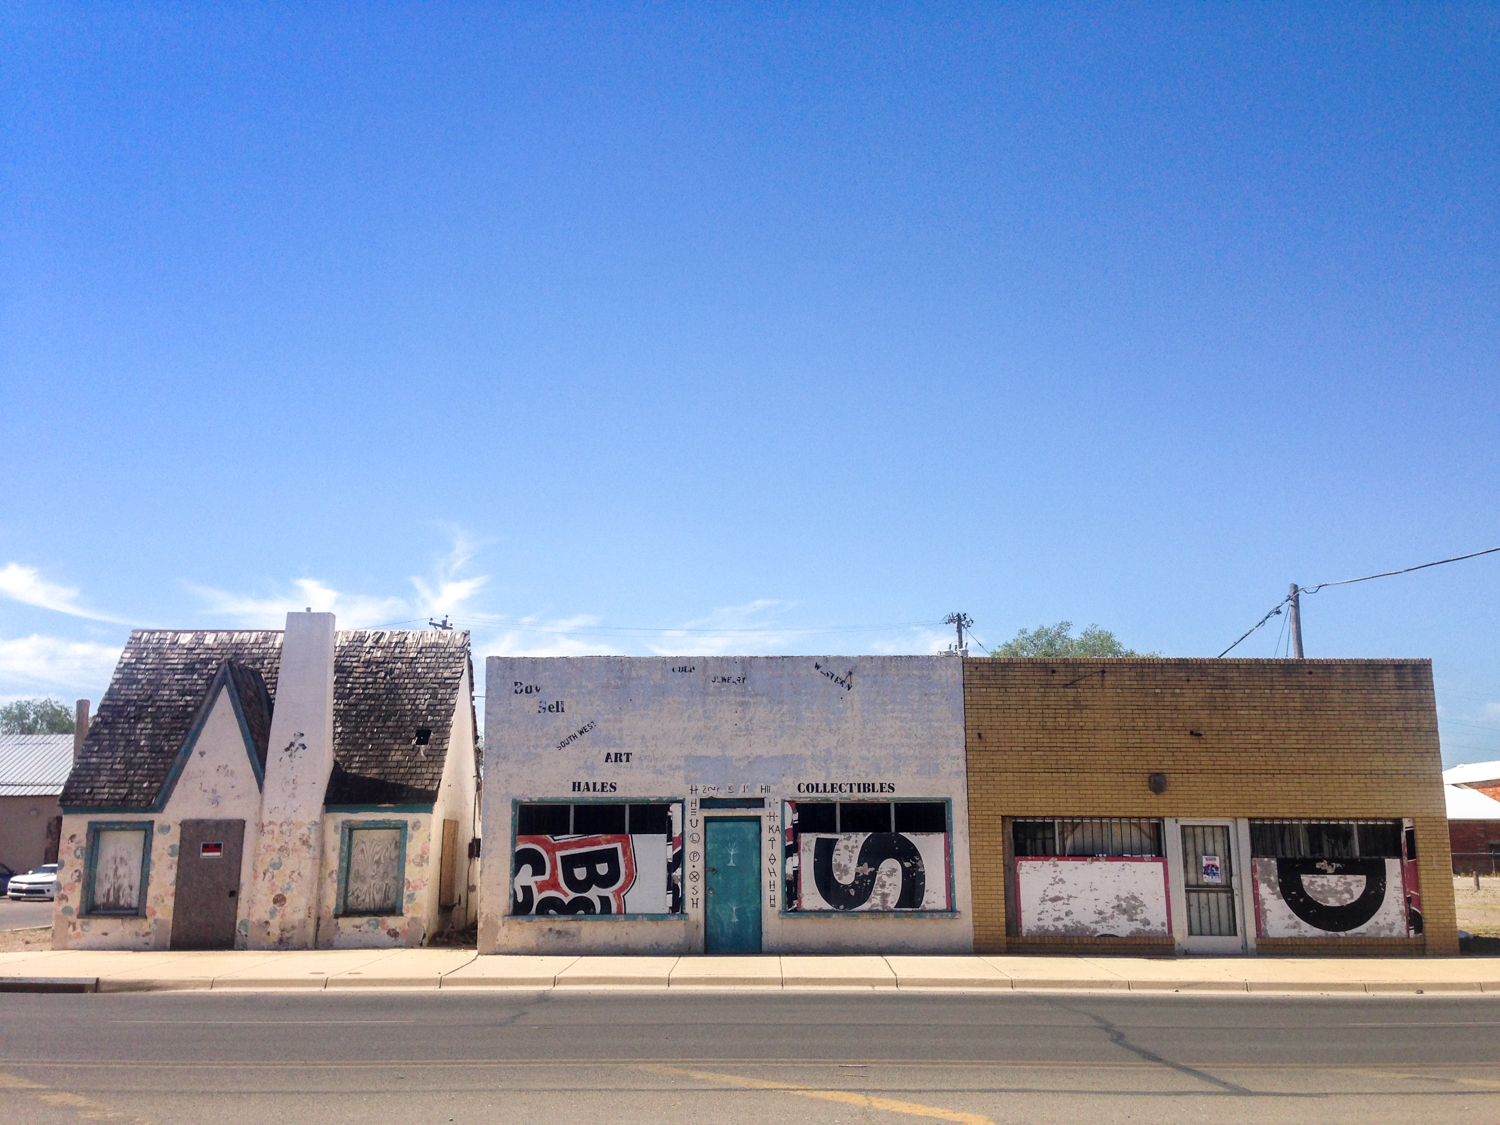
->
[411,530,489,619]
[645,600,796,656]
[866,626,953,655]
[192,578,408,630]
[0,563,129,623]
[192,530,492,631]
[480,616,624,658]
[0,634,123,689]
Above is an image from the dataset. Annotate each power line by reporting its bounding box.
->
[1219,545,1500,657]
[1301,545,1500,594]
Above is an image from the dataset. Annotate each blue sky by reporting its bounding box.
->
[2,4,1497,766]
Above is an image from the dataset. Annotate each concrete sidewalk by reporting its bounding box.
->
[2,948,1499,994]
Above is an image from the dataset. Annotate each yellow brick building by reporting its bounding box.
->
[964,657,1457,956]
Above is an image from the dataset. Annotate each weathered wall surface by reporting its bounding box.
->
[481,655,971,955]
[245,612,336,950]
[0,794,61,874]
[434,663,479,933]
[315,813,434,948]
[964,658,1457,955]
[54,686,266,950]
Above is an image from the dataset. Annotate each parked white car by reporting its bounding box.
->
[7,864,58,901]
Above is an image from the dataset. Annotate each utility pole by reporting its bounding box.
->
[944,612,973,656]
[1288,583,1304,658]
[429,616,453,631]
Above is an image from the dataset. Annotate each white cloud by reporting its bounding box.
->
[192,578,408,630]
[480,616,624,658]
[867,626,953,655]
[0,563,128,623]
[192,530,492,632]
[644,600,797,656]
[411,531,489,619]
[0,634,122,690]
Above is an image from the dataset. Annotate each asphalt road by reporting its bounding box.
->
[0,898,53,930]
[1,990,1498,1125]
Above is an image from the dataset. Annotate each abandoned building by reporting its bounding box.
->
[52,613,478,951]
[966,657,1458,956]
[480,655,972,955]
[482,653,1457,957]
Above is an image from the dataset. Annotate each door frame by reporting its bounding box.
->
[1165,817,1253,955]
[702,815,763,954]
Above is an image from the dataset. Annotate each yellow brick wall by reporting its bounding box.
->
[963,657,1457,956]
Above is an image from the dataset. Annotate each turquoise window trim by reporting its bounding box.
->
[508,797,688,920]
[336,818,410,918]
[82,820,154,917]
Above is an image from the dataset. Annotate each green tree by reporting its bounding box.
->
[992,621,1152,658]
[0,697,76,735]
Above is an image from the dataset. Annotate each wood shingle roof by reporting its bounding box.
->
[61,628,470,810]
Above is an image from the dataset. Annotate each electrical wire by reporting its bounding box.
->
[1219,544,1500,657]
[1301,545,1500,594]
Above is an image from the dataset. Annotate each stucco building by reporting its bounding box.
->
[480,655,972,955]
[53,613,479,951]
[481,652,1455,958]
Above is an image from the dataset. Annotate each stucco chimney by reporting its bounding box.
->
[246,611,337,950]
[73,699,89,762]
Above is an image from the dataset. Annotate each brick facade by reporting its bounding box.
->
[964,657,1458,956]
[1449,818,1500,872]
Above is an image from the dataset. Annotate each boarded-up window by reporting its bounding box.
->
[784,800,953,913]
[88,825,149,914]
[343,826,404,915]
[439,818,459,908]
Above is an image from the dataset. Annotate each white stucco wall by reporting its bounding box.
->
[433,663,479,931]
[245,612,335,950]
[480,655,972,955]
[54,686,265,950]
[313,669,478,949]
[315,812,435,948]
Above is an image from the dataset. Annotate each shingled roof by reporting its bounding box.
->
[62,628,471,810]
[62,631,282,809]
[326,630,471,806]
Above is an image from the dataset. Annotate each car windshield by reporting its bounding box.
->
[30,866,57,875]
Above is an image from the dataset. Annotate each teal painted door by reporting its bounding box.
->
[704,818,762,953]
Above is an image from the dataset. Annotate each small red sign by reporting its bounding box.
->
[201,842,224,858]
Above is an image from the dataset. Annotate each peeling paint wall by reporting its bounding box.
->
[480,655,972,955]
[1015,858,1171,938]
[53,686,266,950]
[315,814,434,948]
[1252,857,1409,938]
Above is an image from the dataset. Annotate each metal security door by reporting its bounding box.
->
[1179,822,1242,952]
[170,819,244,950]
[704,818,761,953]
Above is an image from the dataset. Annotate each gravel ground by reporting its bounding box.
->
[1454,874,1500,937]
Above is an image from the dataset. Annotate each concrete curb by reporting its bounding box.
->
[0,977,98,993]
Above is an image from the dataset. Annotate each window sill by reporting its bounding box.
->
[506,912,688,922]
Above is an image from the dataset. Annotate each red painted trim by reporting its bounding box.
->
[1251,857,1265,938]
